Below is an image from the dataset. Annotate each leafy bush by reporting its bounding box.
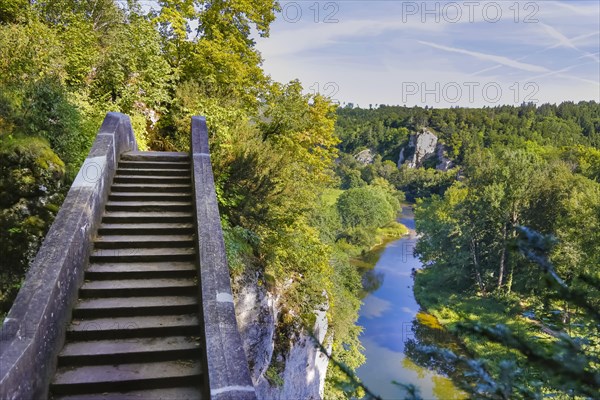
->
[337,185,399,230]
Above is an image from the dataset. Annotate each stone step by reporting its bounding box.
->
[90,247,195,263]
[118,161,190,170]
[116,168,190,177]
[73,296,198,318]
[79,278,196,298]
[111,183,191,193]
[105,201,193,212]
[108,192,192,202]
[102,212,193,224]
[98,222,194,236]
[113,175,191,185]
[66,314,200,340]
[86,262,196,280]
[121,151,189,161]
[53,386,204,400]
[51,360,202,395]
[57,336,201,367]
[94,234,195,249]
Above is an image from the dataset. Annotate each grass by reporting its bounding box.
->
[349,221,409,270]
[413,263,559,385]
[374,221,409,243]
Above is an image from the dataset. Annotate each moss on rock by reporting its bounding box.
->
[0,135,65,313]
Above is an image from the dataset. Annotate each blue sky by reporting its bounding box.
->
[254,0,600,107]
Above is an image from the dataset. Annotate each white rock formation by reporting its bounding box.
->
[354,149,375,165]
[233,271,330,400]
[398,128,438,168]
[435,143,454,171]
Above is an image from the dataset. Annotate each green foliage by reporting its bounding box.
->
[414,228,600,399]
[0,18,65,86]
[337,186,395,229]
[393,166,457,201]
[0,136,65,313]
[265,365,285,387]
[336,102,600,166]
[0,0,30,24]
[413,143,600,397]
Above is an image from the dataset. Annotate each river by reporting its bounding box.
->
[355,206,467,400]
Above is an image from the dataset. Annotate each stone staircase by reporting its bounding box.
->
[50,151,205,399]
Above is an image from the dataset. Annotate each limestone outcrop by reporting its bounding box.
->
[435,143,454,171]
[354,149,375,165]
[397,128,438,168]
[234,271,330,400]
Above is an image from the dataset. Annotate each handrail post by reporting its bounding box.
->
[190,116,257,400]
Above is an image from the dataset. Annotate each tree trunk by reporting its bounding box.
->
[470,239,485,294]
[507,262,514,293]
[498,223,508,290]
[505,210,519,293]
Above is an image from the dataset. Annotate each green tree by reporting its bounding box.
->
[337,185,399,230]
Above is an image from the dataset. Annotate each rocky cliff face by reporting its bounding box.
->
[398,128,438,168]
[398,128,454,171]
[354,149,375,165]
[435,144,454,171]
[233,270,330,400]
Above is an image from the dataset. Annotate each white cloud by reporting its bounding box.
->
[257,17,447,57]
[539,23,600,62]
[361,295,392,319]
[255,1,600,107]
[418,41,550,73]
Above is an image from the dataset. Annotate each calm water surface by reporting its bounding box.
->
[356,206,467,400]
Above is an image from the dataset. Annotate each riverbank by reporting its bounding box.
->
[413,263,566,395]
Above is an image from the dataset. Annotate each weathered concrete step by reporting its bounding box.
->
[94,234,194,249]
[73,296,198,318]
[113,175,191,184]
[111,183,191,193]
[116,168,190,176]
[57,336,201,366]
[105,201,193,212]
[86,262,196,280]
[80,278,196,298]
[53,386,204,400]
[51,360,202,395]
[102,212,193,224]
[118,161,190,170]
[108,192,192,202]
[90,247,195,263]
[121,151,189,161]
[66,314,200,340]
[98,222,194,236]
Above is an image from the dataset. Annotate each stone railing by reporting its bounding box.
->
[190,116,257,400]
[0,113,137,399]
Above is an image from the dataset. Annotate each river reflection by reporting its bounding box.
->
[356,206,467,400]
